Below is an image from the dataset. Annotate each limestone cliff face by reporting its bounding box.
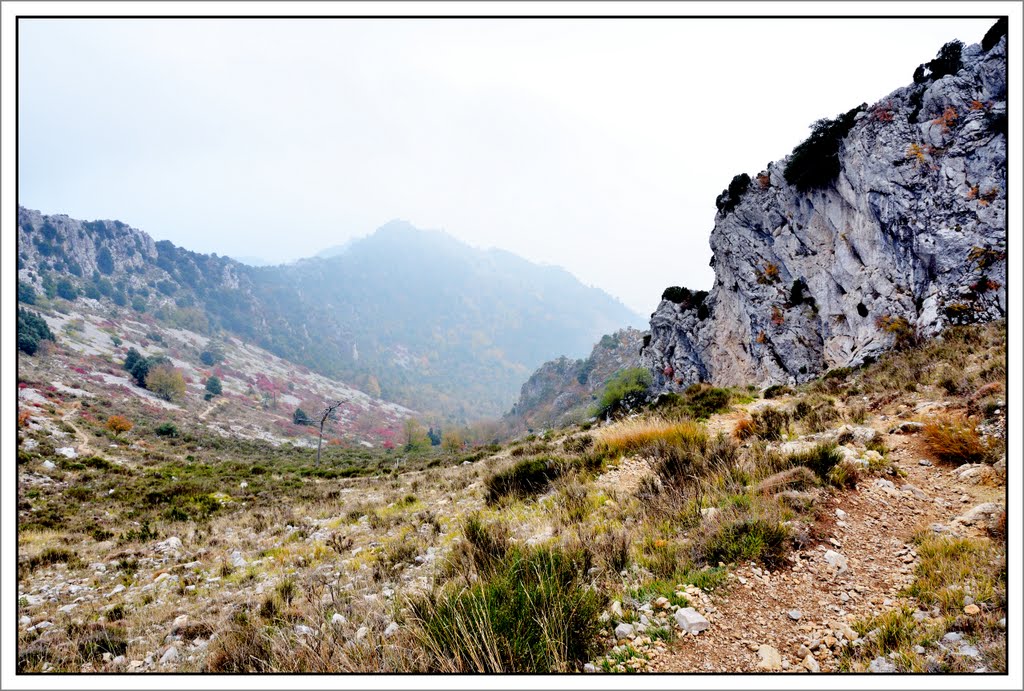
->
[642,34,1007,394]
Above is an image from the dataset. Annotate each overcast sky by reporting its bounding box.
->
[18,17,996,315]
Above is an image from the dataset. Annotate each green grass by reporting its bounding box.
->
[694,517,789,568]
[411,545,606,672]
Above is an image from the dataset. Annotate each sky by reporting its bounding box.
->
[17,16,997,315]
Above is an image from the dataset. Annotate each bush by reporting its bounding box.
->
[561,434,593,455]
[716,173,751,214]
[155,422,179,438]
[105,415,133,436]
[749,406,790,441]
[17,308,56,355]
[695,517,789,568]
[914,40,962,83]
[146,365,186,402]
[485,457,564,504]
[763,384,793,399]
[24,547,80,572]
[56,278,78,301]
[205,376,222,396]
[594,367,652,417]
[655,384,732,420]
[292,408,312,426]
[922,415,992,465]
[18,281,37,304]
[786,443,844,484]
[462,514,511,575]
[411,545,605,672]
[784,106,863,191]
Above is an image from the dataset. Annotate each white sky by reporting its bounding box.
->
[18,16,997,314]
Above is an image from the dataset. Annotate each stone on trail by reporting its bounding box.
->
[756,645,782,671]
[675,608,710,634]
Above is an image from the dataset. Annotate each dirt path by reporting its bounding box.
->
[198,396,228,420]
[647,421,1003,672]
[60,400,104,458]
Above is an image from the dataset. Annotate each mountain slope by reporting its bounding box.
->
[506,328,645,431]
[17,211,641,420]
[641,29,1006,394]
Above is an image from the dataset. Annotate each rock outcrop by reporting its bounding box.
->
[642,32,1006,394]
[507,328,644,430]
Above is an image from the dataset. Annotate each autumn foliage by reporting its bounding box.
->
[106,415,134,436]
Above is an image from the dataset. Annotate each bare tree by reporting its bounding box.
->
[316,400,344,467]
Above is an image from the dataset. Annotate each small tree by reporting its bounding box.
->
[106,415,133,437]
[205,376,222,396]
[146,365,187,402]
[293,407,312,426]
[316,400,344,467]
[403,418,428,452]
[442,430,464,455]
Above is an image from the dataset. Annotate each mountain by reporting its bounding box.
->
[16,212,642,421]
[641,26,1007,394]
[506,328,645,431]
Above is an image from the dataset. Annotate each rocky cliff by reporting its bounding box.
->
[507,328,645,430]
[642,29,1007,394]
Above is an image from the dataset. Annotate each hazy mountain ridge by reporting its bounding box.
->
[17,210,641,421]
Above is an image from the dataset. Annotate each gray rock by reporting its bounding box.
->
[383,622,399,637]
[56,447,78,459]
[788,609,802,621]
[294,625,315,637]
[675,608,710,634]
[955,502,1003,526]
[159,647,178,665]
[823,550,849,574]
[583,663,597,673]
[869,657,897,673]
[639,36,1006,394]
[802,653,820,673]
[614,622,635,639]
[942,632,963,643]
[331,613,347,626]
[41,460,57,471]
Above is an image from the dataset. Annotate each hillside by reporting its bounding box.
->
[641,27,1007,394]
[17,320,1007,673]
[506,328,645,431]
[17,211,642,421]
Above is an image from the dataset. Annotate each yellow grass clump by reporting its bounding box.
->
[595,417,706,456]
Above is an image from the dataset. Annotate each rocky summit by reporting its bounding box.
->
[642,33,1006,395]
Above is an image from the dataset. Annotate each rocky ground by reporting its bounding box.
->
[16,324,1007,674]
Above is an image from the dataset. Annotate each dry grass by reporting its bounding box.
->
[922,414,993,465]
[594,417,706,456]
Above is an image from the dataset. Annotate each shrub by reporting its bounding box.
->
[146,365,186,402]
[204,376,222,396]
[561,434,593,455]
[24,547,81,572]
[155,422,179,438]
[18,281,37,304]
[784,106,862,191]
[105,415,133,436]
[695,517,789,568]
[786,443,844,484]
[56,278,78,301]
[763,385,793,399]
[411,545,605,672]
[716,173,751,214]
[662,286,691,304]
[17,308,56,355]
[914,40,962,83]
[292,408,312,426]
[922,415,991,465]
[749,407,790,441]
[876,315,917,350]
[594,367,652,417]
[485,457,565,504]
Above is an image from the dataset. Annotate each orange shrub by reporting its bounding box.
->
[18,410,32,428]
[106,415,133,436]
